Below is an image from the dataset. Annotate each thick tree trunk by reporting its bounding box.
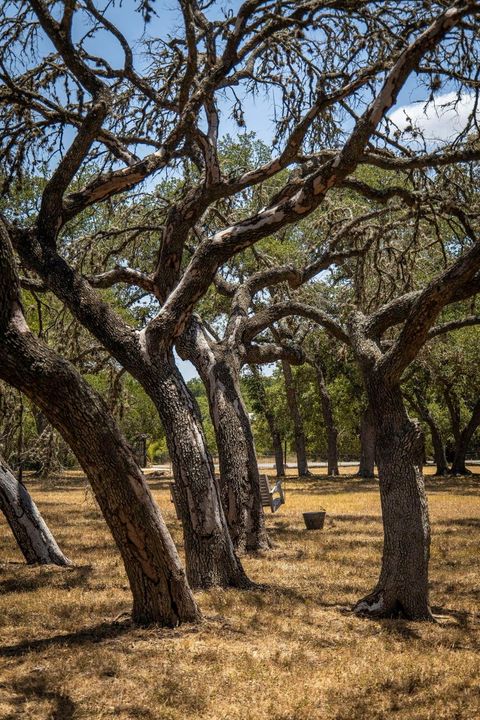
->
[281,359,310,476]
[177,322,268,554]
[450,397,480,475]
[0,455,70,565]
[314,364,339,476]
[354,379,433,620]
[148,350,251,583]
[0,327,199,626]
[356,405,376,478]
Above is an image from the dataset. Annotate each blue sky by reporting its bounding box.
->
[73,1,472,143]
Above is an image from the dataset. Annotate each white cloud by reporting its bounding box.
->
[387,92,478,145]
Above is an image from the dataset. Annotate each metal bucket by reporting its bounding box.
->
[303,510,326,530]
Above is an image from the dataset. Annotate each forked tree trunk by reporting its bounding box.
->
[177,323,268,554]
[314,363,339,476]
[354,378,433,620]
[0,326,200,626]
[450,397,480,476]
[281,359,310,476]
[11,227,247,591]
[0,455,70,565]
[357,405,376,478]
[149,351,252,582]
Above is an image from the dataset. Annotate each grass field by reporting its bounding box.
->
[0,470,479,719]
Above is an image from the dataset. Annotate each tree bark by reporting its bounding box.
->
[314,363,339,476]
[354,378,433,620]
[177,321,268,554]
[450,396,480,475]
[0,455,71,566]
[357,405,376,478]
[281,359,310,476]
[148,350,252,582]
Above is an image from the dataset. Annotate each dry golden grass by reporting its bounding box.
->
[0,470,479,720]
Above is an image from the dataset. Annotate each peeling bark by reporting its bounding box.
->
[0,455,70,566]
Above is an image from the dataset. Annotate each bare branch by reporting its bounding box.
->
[242,301,349,345]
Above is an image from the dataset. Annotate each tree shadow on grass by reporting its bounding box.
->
[430,606,474,629]
[5,675,76,720]
[0,564,92,595]
[377,618,422,640]
[328,514,381,524]
[267,523,311,543]
[0,619,133,659]
[267,518,382,545]
[425,476,480,496]
[286,477,380,496]
[254,581,353,614]
[434,517,480,529]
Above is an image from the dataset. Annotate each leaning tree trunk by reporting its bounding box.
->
[177,323,268,554]
[281,359,310,476]
[314,363,339,476]
[0,454,70,565]
[354,377,433,620]
[450,396,480,475]
[357,405,376,478]
[148,351,251,584]
[0,327,200,626]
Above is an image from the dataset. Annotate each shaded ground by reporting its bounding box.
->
[0,472,479,719]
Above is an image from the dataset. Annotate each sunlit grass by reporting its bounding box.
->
[0,470,478,719]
